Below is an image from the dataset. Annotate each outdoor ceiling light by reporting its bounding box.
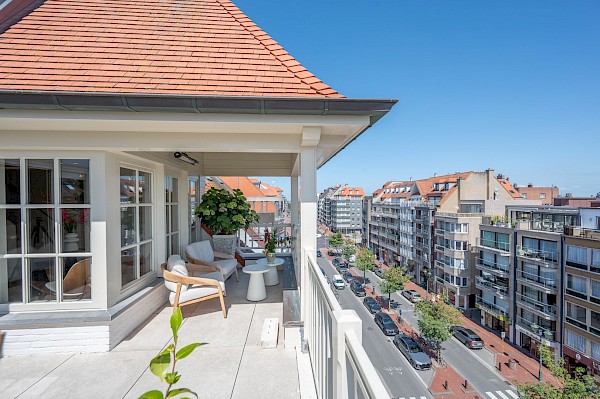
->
[173,152,198,165]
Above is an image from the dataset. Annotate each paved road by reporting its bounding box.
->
[317,256,432,399]
[364,268,520,399]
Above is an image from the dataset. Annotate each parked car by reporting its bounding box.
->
[332,274,345,290]
[350,280,366,297]
[451,326,484,349]
[328,249,336,256]
[374,269,384,279]
[316,249,322,257]
[374,312,399,336]
[343,271,354,282]
[363,297,381,314]
[393,334,432,370]
[336,262,348,273]
[402,289,422,303]
[332,257,341,266]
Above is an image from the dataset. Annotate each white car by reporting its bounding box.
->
[316,233,322,238]
[332,274,345,290]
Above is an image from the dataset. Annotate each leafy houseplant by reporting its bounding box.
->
[139,307,206,399]
[194,188,259,256]
[194,188,259,235]
[263,228,276,263]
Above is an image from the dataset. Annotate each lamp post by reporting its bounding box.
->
[530,323,553,382]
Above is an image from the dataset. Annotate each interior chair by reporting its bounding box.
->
[63,258,91,300]
[185,240,239,281]
[162,256,226,318]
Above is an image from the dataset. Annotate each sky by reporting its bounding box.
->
[234,0,600,200]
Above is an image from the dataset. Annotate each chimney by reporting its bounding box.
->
[486,169,494,199]
[410,177,413,181]
[433,173,437,177]
[566,193,573,198]
[513,183,518,189]
[497,173,504,179]
[527,183,533,188]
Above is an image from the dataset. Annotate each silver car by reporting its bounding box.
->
[393,334,432,370]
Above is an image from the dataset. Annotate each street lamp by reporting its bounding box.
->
[530,323,553,382]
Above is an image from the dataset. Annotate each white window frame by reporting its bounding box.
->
[165,176,180,258]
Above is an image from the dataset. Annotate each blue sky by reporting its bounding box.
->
[235,1,600,199]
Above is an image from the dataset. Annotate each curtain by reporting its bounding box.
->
[523,263,537,279]
[568,274,587,293]
[565,330,586,353]
[523,237,537,251]
[591,279,600,298]
[539,268,556,287]
[540,240,557,261]
[497,233,509,251]
[591,341,600,362]
[567,245,587,264]
[592,250,600,267]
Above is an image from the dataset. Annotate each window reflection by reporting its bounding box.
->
[60,159,89,204]
[27,159,53,204]
[0,159,20,205]
[28,257,56,302]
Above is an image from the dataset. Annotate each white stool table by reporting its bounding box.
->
[242,264,269,301]
[257,257,284,286]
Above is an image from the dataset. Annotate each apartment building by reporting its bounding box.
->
[330,186,365,235]
[317,185,341,228]
[514,183,559,205]
[362,196,372,246]
[414,202,435,290]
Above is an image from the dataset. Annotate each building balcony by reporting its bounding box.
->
[515,316,556,342]
[475,296,511,323]
[474,237,511,253]
[435,244,445,253]
[517,270,558,293]
[516,245,558,267]
[475,258,510,277]
[564,226,600,241]
[475,276,508,297]
[516,293,557,320]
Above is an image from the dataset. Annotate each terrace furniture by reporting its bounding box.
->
[162,256,226,318]
[242,264,269,301]
[185,240,239,282]
[256,257,283,286]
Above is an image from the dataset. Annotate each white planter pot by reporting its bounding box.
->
[63,232,79,252]
[212,234,236,257]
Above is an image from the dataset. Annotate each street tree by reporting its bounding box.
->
[342,242,355,262]
[355,247,375,283]
[517,344,600,399]
[328,232,344,250]
[379,266,410,307]
[413,300,462,363]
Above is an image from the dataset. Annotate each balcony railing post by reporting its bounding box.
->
[332,309,362,399]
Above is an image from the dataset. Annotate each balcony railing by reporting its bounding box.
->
[516,245,558,265]
[517,270,557,292]
[475,296,510,322]
[516,293,557,318]
[475,258,509,276]
[475,237,510,252]
[237,222,293,253]
[475,277,508,296]
[516,316,556,341]
[305,251,389,398]
[564,227,600,241]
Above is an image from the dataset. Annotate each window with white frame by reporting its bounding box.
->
[165,176,179,258]
[0,158,92,304]
[120,167,153,288]
[592,341,600,362]
[566,274,587,297]
[565,329,587,353]
[566,301,587,328]
[567,245,587,265]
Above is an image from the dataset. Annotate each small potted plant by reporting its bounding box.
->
[195,188,260,255]
[263,228,276,264]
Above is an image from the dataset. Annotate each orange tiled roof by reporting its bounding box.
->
[335,187,365,198]
[0,0,343,97]
[498,179,522,199]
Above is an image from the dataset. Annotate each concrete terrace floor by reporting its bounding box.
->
[0,268,302,399]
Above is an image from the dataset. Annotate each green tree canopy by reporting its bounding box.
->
[378,266,410,305]
[414,300,462,361]
[328,232,344,249]
[518,343,600,399]
[356,247,375,282]
[342,243,356,262]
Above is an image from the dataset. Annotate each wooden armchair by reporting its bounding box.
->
[185,240,239,281]
[161,263,226,318]
[63,258,91,300]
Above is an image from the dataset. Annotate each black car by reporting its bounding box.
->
[317,249,322,257]
[328,249,336,256]
[332,257,341,266]
[343,271,354,282]
[374,269,384,279]
[374,312,399,336]
[363,297,381,314]
[451,326,484,349]
[393,334,432,370]
[350,280,366,297]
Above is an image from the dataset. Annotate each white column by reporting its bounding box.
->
[299,127,319,322]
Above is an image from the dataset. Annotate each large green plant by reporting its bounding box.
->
[194,188,259,235]
[414,299,462,363]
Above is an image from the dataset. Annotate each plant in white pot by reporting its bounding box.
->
[194,188,260,256]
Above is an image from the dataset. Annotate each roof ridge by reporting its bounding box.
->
[217,0,343,98]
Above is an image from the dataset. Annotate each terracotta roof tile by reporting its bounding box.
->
[0,0,343,97]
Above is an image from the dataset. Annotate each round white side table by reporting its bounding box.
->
[256,257,284,286]
[242,264,269,301]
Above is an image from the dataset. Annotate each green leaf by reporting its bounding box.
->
[138,390,164,399]
[170,307,183,343]
[149,352,171,381]
[166,388,197,398]
[175,342,206,360]
[159,344,174,356]
[165,372,180,384]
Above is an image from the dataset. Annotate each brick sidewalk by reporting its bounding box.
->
[405,281,560,389]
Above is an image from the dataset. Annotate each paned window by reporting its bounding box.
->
[565,330,586,353]
[567,274,587,294]
[120,167,153,288]
[0,158,92,304]
[566,302,586,323]
[165,176,179,258]
[592,341,600,362]
[567,245,587,265]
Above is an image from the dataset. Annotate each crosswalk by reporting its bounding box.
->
[485,390,519,399]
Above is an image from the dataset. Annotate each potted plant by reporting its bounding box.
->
[195,188,259,256]
[264,228,276,263]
